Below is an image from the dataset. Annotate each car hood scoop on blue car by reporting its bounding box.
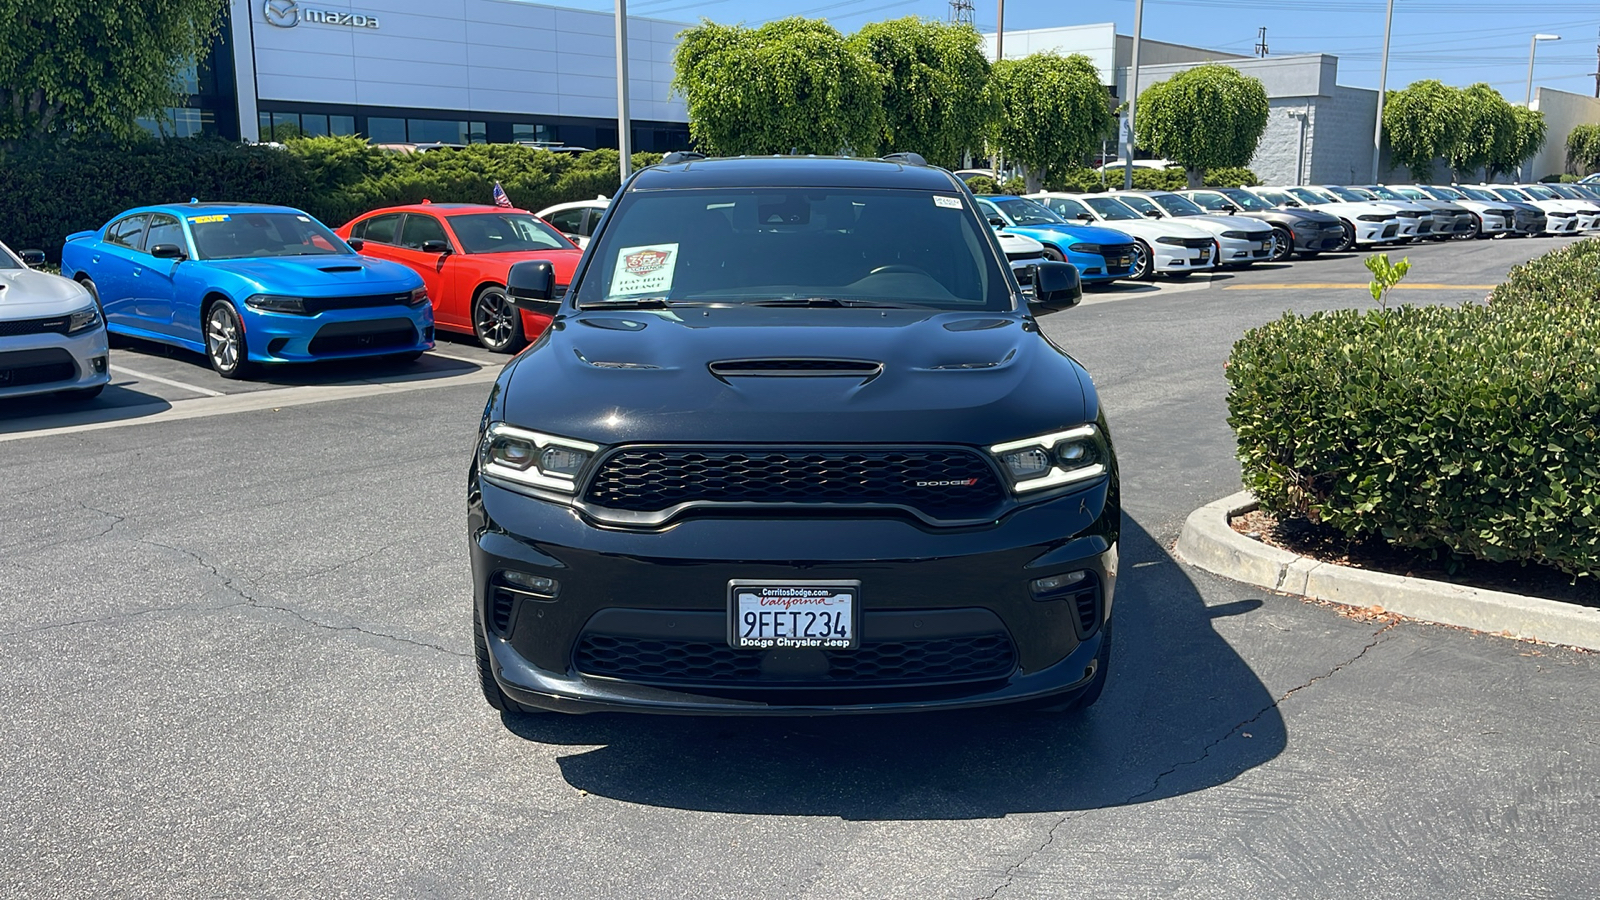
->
[501,307,1092,445]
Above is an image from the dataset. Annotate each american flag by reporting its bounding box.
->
[492,181,512,208]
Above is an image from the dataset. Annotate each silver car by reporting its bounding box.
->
[0,242,111,401]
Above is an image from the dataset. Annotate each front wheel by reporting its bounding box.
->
[1336,221,1357,252]
[1462,216,1482,240]
[1270,227,1292,262]
[1129,240,1154,281]
[1040,245,1067,263]
[472,285,527,354]
[204,300,255,379]
[474,605,531,714]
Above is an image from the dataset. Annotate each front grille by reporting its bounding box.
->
[0,315,72,338]
[1382,224,1398,238]
[574,632,1017,686]
[1004,250,1044,262]
[300,293,414,315]
[0,347,77,388]
[490,588,515,633]
[1179,237,1214,249]
[1101,243,1136,272]
[306,319,416,355]
[583,446,1007,521]
[1396,210,1423,218]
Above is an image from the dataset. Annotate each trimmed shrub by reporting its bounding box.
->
[1202,166,1261,187]
[1488,237,1600,308]
[999,176,1027,195]
[1228,239,1600,578]
[1043,165,1188,194]
[962,175,999,194]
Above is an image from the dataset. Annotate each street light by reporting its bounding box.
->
[1123,0,1145,191]
[615,0,633,183]
[1526,34,1561,106]
[1370,0,1394,183]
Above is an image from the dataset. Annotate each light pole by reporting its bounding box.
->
[615,0,633,183]
[1370,0,1394,182]
[1526,34,1561,106]
[1123,0,1144,191]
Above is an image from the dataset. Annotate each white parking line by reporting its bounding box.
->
[110,365,225,397]
[426,349,494,366]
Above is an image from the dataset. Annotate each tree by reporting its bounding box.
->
[1568,123,1600,175]
[672,18,882,157]
[990,53,1115,192]
[1381,80,1462,181]
[847,18,994,169]
[1489,105,1546,179]
[1136,64,1269,188]
[1446,83,1516,181]
[0,0,228,146]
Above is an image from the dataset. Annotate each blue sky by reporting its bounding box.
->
[558,0,1598,99]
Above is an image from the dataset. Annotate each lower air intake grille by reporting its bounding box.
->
[574,633,1016,686]
[489,588,516,633]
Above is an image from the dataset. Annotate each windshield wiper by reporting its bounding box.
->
[750,298,932,309]
[577,297,691,310]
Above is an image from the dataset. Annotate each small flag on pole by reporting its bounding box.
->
[492,181,513,208]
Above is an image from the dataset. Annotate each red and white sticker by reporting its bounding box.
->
[609,243,679,297]
[934,195,963,209]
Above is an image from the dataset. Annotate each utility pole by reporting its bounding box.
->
[995,0,1005,61]
[948,0,973,26]
[615,0,632,183]
[1594,26,1599,98]
[1124,0,1144,190]
[1255,27,1269,58]
[1370,0,1394,183]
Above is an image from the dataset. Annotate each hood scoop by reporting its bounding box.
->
[708,358,884,379]
[317,265,365,273]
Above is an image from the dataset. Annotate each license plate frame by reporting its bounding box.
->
[727,579,859,650]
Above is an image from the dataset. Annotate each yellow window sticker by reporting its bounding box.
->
[189,214,230,224]
[609,243,679,297]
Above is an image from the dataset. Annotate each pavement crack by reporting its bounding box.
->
[0,602,247,640]
[976,621,1397,900]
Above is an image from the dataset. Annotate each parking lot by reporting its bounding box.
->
[3,234,1597,898]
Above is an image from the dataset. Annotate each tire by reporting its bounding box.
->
[1270,226,1292,262]
[472,284,527,354]
[1025,621,1113,714]
[1336,221,1357,252]
[1040,245,1067,263]
[1129,240,1155,281]
[60,384,104,401]
[1463,215,1482,240]
[204,299,256,379]
[474,604,528,714]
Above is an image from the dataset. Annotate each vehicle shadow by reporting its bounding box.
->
[111,334,490,388]
[498,516,1285,820]
[1085,281,1159,295]
[0,381,173,432]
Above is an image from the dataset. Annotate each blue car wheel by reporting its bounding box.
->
[205,300,255,379]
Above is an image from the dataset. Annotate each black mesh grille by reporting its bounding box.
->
[1179,237,1214,249]
[574,633,1016,686]
[583,447,1006,520]
[0,361,75,387]
[306,322,416,355]
[1071,585,1101,638]
[300,293,414,315]
[490,588,515,633]
[0,316,72,338]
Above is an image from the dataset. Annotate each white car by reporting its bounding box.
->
[535,196,610,248]
[1360,185,1472,239]
[1388,185,1513,238]
[1114,190,1278,267]
[993,230,1047,288]
[0,242,111,401]
[1322,185,1434,240]
[1481,186,1582,234]
[1027,192,1216,280]
[1269,186,1409,246]
[1514,184,1600,231]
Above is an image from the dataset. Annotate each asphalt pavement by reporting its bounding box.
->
[2,235,1595,898]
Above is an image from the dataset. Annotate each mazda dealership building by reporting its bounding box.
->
[170,0,690,151]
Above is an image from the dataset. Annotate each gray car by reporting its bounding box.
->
[1180,188,1346,260]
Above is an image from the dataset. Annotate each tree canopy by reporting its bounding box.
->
[990,52,1115,191]
[1447,82,1518,180]
[672,18,882,157]
[1568,124,1600,176]
[1381,80,1461,180]
[0,0,227,146]
[1490,105,1545,179]
[846,18,993,169]
[1381,79,1543,180]
[1135,64,1269,188]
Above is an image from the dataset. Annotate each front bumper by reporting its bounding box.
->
[1353,220,1401,244]
[1150,242,1214,273]
[1216,234,1273,265]
[469,476,1119,715]
[0,327,111,400]
[1289,223,1345,252]
[1067,246,1135,283]
[241,304,435,363]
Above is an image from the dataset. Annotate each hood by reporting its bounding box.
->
[0,268,95,319]
[1091,218,1212,241]
[1310,200,1402,217]
[1005,222,1135,247]
[995,231,1045,254]
[1179,214,1273,234]
[499,307,1093,446]
[201,255,422,294]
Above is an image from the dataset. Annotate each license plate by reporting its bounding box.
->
[728,580,858,649]
[1109,256,1130,268]
[1197,247,1212,261]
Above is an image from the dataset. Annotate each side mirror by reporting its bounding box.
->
[1028,261,1082,311]
[1222,205,1241,214]
[506,259,560,314]
[346,237,366,251]
[149,243,186,260]
[18,249,46,267]
[421,239,452,254]
[1075,213,1095,222]
[1143,209,1162,218]
[987,216,1007,227]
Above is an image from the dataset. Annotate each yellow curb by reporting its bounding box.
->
[1224,283,1497,290]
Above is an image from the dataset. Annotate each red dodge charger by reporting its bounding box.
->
[338,203,581,352]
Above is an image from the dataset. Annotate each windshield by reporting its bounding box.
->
[1520,185,1558,200]
[1039,196,1095,221]
[1286,187,1330,205]
[993,198,1066,226]
[0,244,20,269]
[1392,187,1427,201]
[1365,186,1406,201]
[1494,188,1532,201]
[1149,193,1208,216]
[189,211,348,260]
[1081,196,1143,220]
[1252,188,1298,207]
[1459,187,1497,201]
[1424,185,1461,200]
[1323,186,1367,202]
[1117,194,1162,216]
[1217,189,1274,211]
[574,187,1010,310]
[1544,184,1582,200]
[448,213,572,253]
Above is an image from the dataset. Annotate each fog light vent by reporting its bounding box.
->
[500,570,558,597]
[490,589,515,633]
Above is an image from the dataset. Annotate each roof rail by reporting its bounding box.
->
[882,152,928,167]
[662,151,708,165]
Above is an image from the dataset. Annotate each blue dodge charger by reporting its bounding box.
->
[61,202,433,378]
[975,195,1139,284]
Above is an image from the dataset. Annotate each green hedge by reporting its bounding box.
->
[0,136,662,260]
[1227,238,1600,577]
[1202,166,1261,187]
[1045,166,1190,193]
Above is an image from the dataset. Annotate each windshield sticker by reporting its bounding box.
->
[610,243,679,296]
[189,214,229,224]
[933,195,963,209]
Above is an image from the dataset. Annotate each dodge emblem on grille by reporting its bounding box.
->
[915,478,978,487]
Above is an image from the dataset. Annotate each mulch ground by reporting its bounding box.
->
[1230,509,1600,610]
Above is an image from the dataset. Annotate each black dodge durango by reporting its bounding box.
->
[468,153,1120,716]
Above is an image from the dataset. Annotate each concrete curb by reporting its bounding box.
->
[1176,491,1600,652]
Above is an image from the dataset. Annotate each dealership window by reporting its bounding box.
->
[368,117,407,143]
[300,114,329,137]
[513,123,552,144]
[137,107,210,138]
[330,115,356,136]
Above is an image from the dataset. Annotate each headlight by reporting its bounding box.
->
[1156,236,1186,246]
[1221,230,1250,239]
[66,305,101,334]
[989,424,1109,494]
[1357,214,1388,222]
[244,294,307,314]
[407,286,429,307]
[1068,243,1102,254]
[480,423,599,495]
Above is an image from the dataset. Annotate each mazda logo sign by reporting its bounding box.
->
[263,0,298,27]
[263,0,380,29]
